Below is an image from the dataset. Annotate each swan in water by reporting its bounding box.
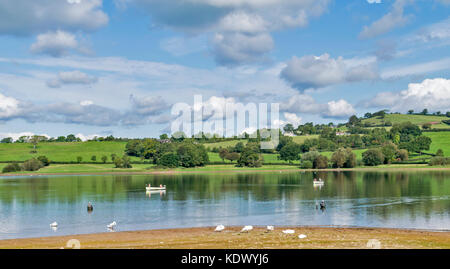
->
[107,221,117,229]
[241,225,253,232]
[214,225,225,232]
[266,226,274,231]
[282,229,295,234]
[50,222,58,227]
[298,234,307,239]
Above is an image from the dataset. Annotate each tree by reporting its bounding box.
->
[362,149,384,166]
[422,123,432,130]
[101,155,108,163]
[225,152,240,163]
[66,134,78,142]
[91,155,97,162]
[158,153,179,168]
[381,142,398,164]
[76,156,83,163]
[300,160,313,169]
[314,155,328,169]
[408,110,414,115]
[279,142,301,163]
[436,149,444,157]
[364,113,372,118]
[177,142,209,167]
[219,148,229,162]
[1,137,13,143]
[331,148,356,168]
[159,134,169,140]
[395,149,409,161]
[283,123,294,134]
[348,115,360,126]
[237,143,263,167]
[414,136,432,152]
[276,136,293,151]
[110,154,117,161]
[421,108,428,115]
[22,158,44,171]
[234,142,245,153]
[37,156,50,166]
[2,163,21,173]
[30,135,46,150]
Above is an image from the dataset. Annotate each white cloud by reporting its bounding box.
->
[47,70,98,87]
[0,92,21,119]
[366,78,450,113]
[283,112,302,127]
[325,99,356,118]
[0,0,108,36]
[367,0,382,3]
[381,57,450,79]
[75,133,102,141]
[280,53,379,90]
[30,30,83,57]
[359,0,411,39]
[118,0,331,65]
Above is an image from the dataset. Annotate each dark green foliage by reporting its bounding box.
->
[177,142,209,167]
[76,156,83,163]
[362,148,385,166]
[331,148,356,168]
[300,160,313,169]
[428,156,450,166]
[234,142,245,153]
[314,155,329,169]
[219,148,229,161]
[237,143,263,167]
[158,153,180,168]
[114,155,132,168]
[279,142,301,163]
[101,155,108,163]
[225,152,240,162]
[1,137,13,143]
[37,155,50,166]
[91,155,97,162]
[2,163,21,173]
[436,149,444,157]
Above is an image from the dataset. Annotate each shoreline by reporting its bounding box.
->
[2,166,450,177]
[1,226,449,249]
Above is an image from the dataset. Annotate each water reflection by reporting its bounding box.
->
[0,171,449,239]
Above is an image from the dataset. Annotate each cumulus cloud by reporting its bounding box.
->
[118,0,331,65]
[364,78,450,113]
[283,112,302,127]
[359,0,412,39]
[46,70,98,88]
[280,53,379,90]
[0,92,21,119]
[30,30,90,57]
[281,93,355,119]
[0,0,108,36]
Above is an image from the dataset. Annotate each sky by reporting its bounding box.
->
[0,0,450,140]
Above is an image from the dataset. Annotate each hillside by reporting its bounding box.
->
[361,114,450,129]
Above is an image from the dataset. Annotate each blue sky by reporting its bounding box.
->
[0,0,450,140]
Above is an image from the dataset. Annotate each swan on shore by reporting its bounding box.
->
[50,222,58,227]
[266,226,274,231]
[298,234,307,239]
[241,225,253,232]
[282,229,295,234]
[107,221,117,229]
[214,225,225,232]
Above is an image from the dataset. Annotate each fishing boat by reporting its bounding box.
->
[313,178,324,185]
[146,184,166,191]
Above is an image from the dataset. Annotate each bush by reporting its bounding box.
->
[37,156,50,166]
[300,160,313,169]
[158,153,179,168]
[2,163,21,173]
[101,155,108,163]
[21,158,44,171]
[428,156,450,166]
[91,155,97,162]
[362,148,385,166]
[76,156,83,163]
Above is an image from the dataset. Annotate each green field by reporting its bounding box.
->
[203,140,248,150]
[0,141,139,162]
[361,114,450,129]
[424,132,450,156]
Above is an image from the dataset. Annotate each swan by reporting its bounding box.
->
[107,221,117,229]
[266,225,274,231]
[50,222,58,227]
[241,225,253,232]
[282,229,295,234]
[214,225,225,232]
[298,234,307,239]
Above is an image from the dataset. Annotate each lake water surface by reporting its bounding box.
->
[0,171,449,239]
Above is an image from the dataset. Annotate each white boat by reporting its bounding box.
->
[313,179,324,185]
[146,185,166,191]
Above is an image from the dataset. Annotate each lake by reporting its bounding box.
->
[0,171,449,239]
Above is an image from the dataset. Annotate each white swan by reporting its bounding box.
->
[107,221,117,229]
[241,225,253,232]
[266,225,274,231]
[282,229,295,234]
[50,222,58,227]
[298,234,307,239]
[214,225,225,232]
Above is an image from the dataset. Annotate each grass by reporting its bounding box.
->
[424,131,450,156]
[203,140,247,150]
[361,114,450,129]
[0,141,141,163]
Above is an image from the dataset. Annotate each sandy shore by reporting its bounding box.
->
[1,226,449,249]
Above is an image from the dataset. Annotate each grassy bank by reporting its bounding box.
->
[1,226,449,249]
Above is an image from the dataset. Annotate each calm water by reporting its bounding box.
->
[0,171,449,239]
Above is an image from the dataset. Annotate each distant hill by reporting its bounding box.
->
[361,114,450,129]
